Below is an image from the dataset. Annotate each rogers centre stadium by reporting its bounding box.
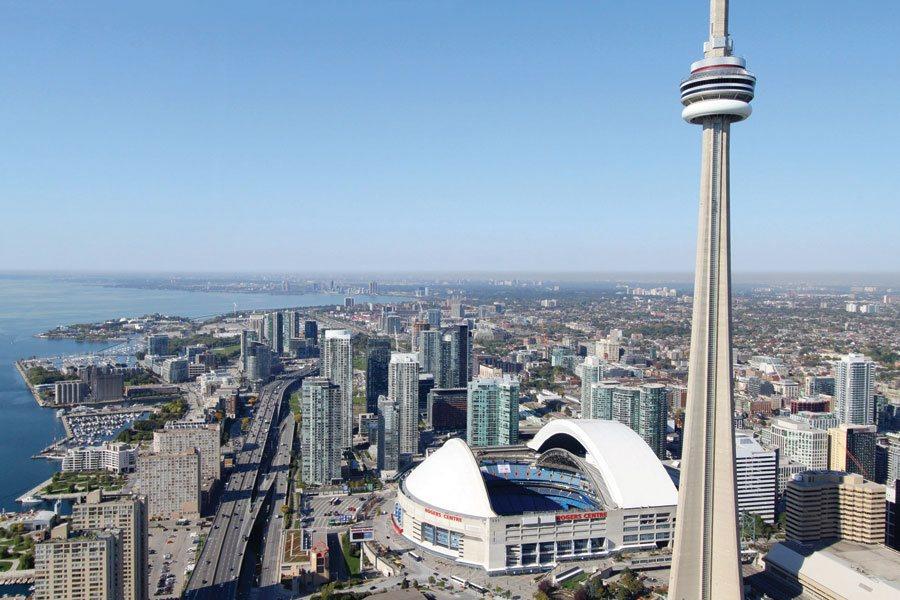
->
[393,419,678,574]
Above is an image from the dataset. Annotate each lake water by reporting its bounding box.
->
[0,274,396,511]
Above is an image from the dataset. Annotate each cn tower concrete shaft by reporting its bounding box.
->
[669,1,754,598]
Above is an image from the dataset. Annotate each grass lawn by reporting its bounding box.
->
[340,533,360,575]
[0,560,12,572]
[561,573,588,589]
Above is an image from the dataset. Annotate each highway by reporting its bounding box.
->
[185,366,314,600]
[254,411,295,599]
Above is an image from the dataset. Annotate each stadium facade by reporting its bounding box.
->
[394,419,678,574]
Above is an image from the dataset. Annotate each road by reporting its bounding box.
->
[184,367,315,600]
[255,412,295,599]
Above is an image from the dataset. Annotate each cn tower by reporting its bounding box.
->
[668,1,755,599]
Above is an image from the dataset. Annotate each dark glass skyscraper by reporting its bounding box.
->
[365,337,391,414]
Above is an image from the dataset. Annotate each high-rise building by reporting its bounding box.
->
[828,424,877,480]
[587,381,617,420]
[580,356,605,415]
[289,310,303,338]
[427,387,468,431]
[376,395,400,476]
[447,323,473,388]
[152,424,220,483]
[734,434,777,524]
[466,376,520,447]
[383,314,402,335]
[323,330,353,449]
[239,329,258,371]
[785,471,885,545]
[70,490,148,600]
[136,450,200,520]
[389,353,420,457]
[300,377,342,485]
[638,384,668,459]
[146,334,169,356]
[424,308,442,329]
[365,337,391,415]
[669,1,757,596]
[303,319,318,343]
[885,432,900,486]
[34,524,119,600]
[768,417,829,471]
[804,375,835,397]
[244,341,272,383]
[267,311,285,354]
[834,353,876,425]
[418,329,443,380]
[249,314,267,344]
[409,320,429,353]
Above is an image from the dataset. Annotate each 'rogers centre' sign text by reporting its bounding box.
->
[425,507,463,522]
[555,511,607,523]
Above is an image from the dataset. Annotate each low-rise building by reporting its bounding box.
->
[62,442,136,474]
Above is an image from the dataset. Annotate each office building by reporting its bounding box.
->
[670,0,757,593]
[136,450,200,520]
[34,524,119,600]
[300,377,343,485]
[466,376,520,448]
[834,353,876,425]
[428,387,468,431]
[828,424,876,480]
[389,353,420,457]
[62,442,136,474]
[365,337,391,414]
[153,424,221,483]
[70,490,148,600]
[734,434,777,523]
[768,417,829,470]
[147,334,169,356]
[785,471,885,545]
[377,395,400,476]
[322,330,352,449]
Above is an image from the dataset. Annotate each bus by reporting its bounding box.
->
[408,552,422,562]
[468,582,489,594]
[450,575,468,587]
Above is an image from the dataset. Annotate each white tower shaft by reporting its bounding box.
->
[669,1,750,598]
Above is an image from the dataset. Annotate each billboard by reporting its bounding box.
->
[349,526,374,542]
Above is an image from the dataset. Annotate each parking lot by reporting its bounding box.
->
[147,519,207,599]
[300,492,370,532]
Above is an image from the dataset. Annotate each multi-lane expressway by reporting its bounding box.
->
[185,366,314,600]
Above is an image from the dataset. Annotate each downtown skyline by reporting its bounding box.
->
[1,1,898,273]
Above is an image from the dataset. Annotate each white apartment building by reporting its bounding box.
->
[389,353,420,457]
[323,330,353,449]
[767,417,829,471]
[62,442,136,474]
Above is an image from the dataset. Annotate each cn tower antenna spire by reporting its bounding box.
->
[669,0,755,598]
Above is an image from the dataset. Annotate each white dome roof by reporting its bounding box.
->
[403,438,497,518]
[528,419,677,509]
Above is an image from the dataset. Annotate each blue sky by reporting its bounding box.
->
[1,1,897,273]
